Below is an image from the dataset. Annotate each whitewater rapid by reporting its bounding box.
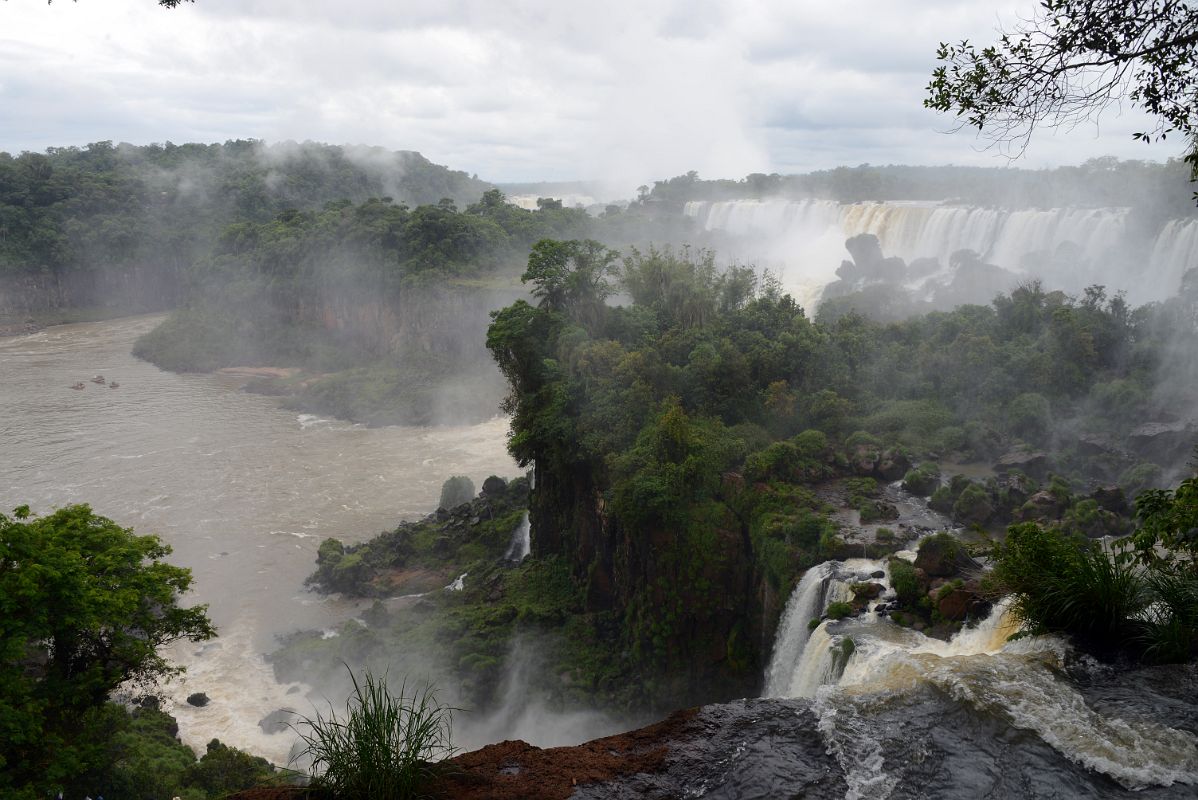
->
[765,561,1198,795]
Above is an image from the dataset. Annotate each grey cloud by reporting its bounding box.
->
[0,0,1172,183]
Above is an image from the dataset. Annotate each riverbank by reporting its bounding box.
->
[0,304,164,336]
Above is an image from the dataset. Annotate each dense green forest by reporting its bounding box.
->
[482,241,1196,698]
[285,239,1197,719]
[0,140,492,315]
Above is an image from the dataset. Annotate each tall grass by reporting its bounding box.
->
[295,669,454,800]
[992,523,1198,661]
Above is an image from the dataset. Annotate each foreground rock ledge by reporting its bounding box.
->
[228,667,1198,799]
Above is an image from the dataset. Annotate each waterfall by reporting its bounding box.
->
[764,558,889,698]
[771,594,1198,792]
[504,511,530,563]
[687,198,1198,304]
[762,564,835,696]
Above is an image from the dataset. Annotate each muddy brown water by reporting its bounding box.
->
[0,315,517,763]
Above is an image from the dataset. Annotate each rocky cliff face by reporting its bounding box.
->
[529,460,779,708]
[297,283,527,360]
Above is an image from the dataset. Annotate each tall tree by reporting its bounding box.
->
[0,504,215,798]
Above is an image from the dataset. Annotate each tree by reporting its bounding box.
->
[926,1,1198,171]
[521,238,618,328]
[0,504,215,797]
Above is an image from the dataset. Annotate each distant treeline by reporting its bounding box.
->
[0,140,495,312]
[0,139,710,317]
[645,159,1198,217]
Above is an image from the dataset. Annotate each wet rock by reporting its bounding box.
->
[258,708,296,734]
[914,533,980,578]
[1090,485,1130,516]
[936,588,975,621]
[1019,490,1064,522]
[186,692,210,707]
[995,472,1034,510]
[870,570,886,579]
[1077,433,1130,459]
[1129,421,1197,464]
[853,582,886,602]
[994,449,1051,479]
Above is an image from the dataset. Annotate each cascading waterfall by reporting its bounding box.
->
[504,511,531,562]
[686,199,1198,304]
[764,558,889,698]
[764,585,1198,793]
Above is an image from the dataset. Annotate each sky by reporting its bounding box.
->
[0,0,1167,190]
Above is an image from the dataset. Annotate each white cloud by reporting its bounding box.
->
[0,0,1166,188]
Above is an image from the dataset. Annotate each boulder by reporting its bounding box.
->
[1077,433,1129,459]
[994,450,1051,480]
[902,464,941,497]
[845,233,885,274]
[996,472,1034,509]
[877,450,912,482]
[914,533,980,578]
[936,588,976,621]
[853,582,885,601]
[1090,485,1130,516]
[1019,491,1063,522]
[1128,421,1196,464]
[259,708,296,734]
[186,692,210,708]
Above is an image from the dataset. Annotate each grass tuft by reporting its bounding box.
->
[294,667,455,800]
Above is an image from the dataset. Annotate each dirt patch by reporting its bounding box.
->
[225,708,697,800]
[428,707,698,800]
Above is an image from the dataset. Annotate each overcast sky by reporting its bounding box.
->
[0,0,1166,190]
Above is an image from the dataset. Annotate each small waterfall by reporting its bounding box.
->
[784,596,1198,792]
[764,558,889,698]
[504,511,530,563]
[763,564,835,695]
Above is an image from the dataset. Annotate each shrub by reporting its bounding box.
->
[929,486,955,513]
[953,483,994,524]
[875,527,895,542]
[826,601,855,620]
[296,670,455,800]
[889,558,921,606]
[990,523,1149,649]
[792,429,829,459]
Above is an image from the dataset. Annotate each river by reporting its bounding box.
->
[0,315,517,764]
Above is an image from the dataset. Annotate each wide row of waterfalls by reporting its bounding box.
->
[684,199,1198,308]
